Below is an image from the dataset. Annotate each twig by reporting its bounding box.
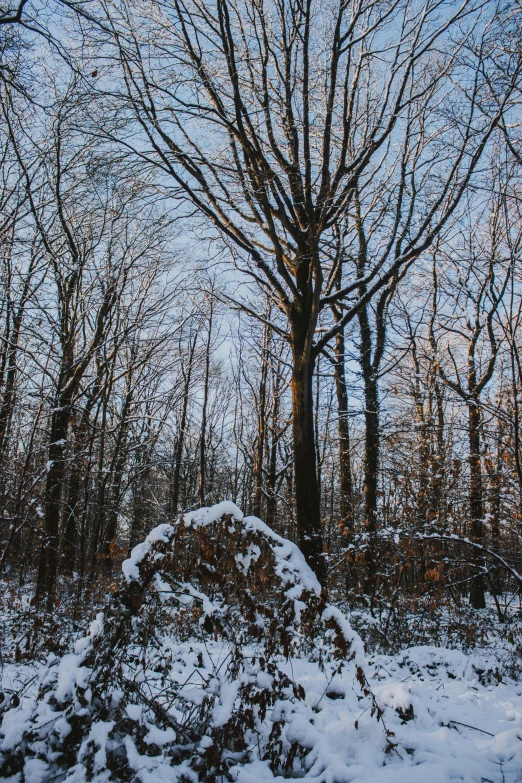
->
[447,719,495,737]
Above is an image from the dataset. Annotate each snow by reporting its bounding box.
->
[122,524,174,582]
[125,703,143,721]
[121,504,321,607]
[229,646,522,783]
[121,505,243,584]
[82,720,115,772]
[144,724,176,746]
[3,640,520,782]
[201,500,243,525]
[211,680,241,727]
[2,503,522,782]
[181,501,243,528]
[23,758,49,783]
[322,604,366,667]
[0,700,34,751]
[243,514,322,596]
[55,652,89,703]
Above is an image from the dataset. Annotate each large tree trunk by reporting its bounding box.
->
[61,422,82,575]
[290,331,326,588]
[468,400,486,608]
[36,395,71,605]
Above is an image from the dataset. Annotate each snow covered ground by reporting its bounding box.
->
[1,504,521,782]
[1,641,521,782]
[263,646,522,783]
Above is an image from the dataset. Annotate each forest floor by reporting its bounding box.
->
[1,505,522,783]
[1,626,522,782]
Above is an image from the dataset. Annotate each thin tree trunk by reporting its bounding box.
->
[99,392,134,573]
[89,387,109,578]
[314,357,322,511]
[358,301,379,586]
[433,375,447,529]
[487,408,503,595]
[468,400,486,608]
[509,341,522,518]
[100,450,127,573]
[333,323,353,530]
[0,250,37,463]
[266,359,282,528]
[171,335,196,515]
[129,445,151,550]
[253,322,269,518]
[61,367,103,575]
[199,301,213,508]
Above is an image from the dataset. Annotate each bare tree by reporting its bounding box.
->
[430,179,514,608]
[3,80,180,602]
[89,0,521,585]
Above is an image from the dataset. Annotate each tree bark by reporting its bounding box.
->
[333,324,353,530]
[0,305,24,460]
[99,449,127,574]
[468,400,486,608]
[199,301,213,508]
[358,301,379,585]
[0,249,37,465]
[171,335,196,516]
[36,392,72,606]
[253,322,269,519]
[129,445,152,551]
[265,357,282,528]
[291,329,326,588]
[61,423,82,575]
[99,391,133,573]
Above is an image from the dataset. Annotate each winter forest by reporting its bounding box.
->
[1,0,522,780]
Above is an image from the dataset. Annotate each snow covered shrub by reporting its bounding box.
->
[0,503,371,782]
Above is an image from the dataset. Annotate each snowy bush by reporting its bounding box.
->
[0,503,375,782]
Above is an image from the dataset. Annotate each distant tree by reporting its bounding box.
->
[4,81,178,603]
[430,171,515,608]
